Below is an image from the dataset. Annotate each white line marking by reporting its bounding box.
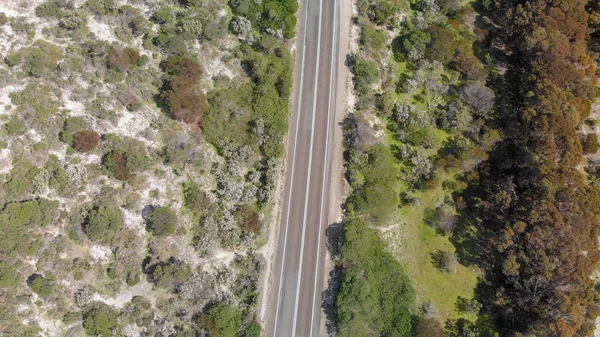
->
[309,0,338,335]
[291,0,324,334]
[272,0,312,335]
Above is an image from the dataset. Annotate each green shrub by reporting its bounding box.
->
[199,304,242,337]
[230,0,299,39]
[346,144,398,225]
[367,0,399,25]
[146,206,178,236]
[145,258,191,289]
[5,116,27,136]
[353,56,379,95]
[182,181,216,218]
[5,40,63,77]
[10,83,61,121]
[0,12,8,25]
[0,199,58,256]
[60,117,87,143]
[83,204,124,243]
[33,142,49,151]
[84,0,117,16]
[102,150,135,181]
[0,262,21,288]
[35,0,68,19]
[28,274,53,297]
[83,302,120,336]
[336,219,416,337]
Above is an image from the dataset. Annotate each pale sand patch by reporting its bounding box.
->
[89,244,112,264]
[87,15,119,43]
[92,280,154,309]
[0,148,13,175]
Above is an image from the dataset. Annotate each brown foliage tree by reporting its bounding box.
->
[72,129,101,152]
[162,76,208,125]
[160,56,208,126]
[107,47,140,72]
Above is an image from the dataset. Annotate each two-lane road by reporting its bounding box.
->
[268,0,341,336]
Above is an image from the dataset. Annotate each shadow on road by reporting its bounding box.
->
[321,221,344,335]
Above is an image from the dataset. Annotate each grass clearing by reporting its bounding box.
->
[382,172,480,321]
[381,126,480,321]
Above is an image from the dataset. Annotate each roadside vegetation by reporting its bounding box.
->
[0,0,296,335]
[333,0,600,336]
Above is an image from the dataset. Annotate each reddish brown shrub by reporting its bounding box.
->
[162,75,208,125]
[164,56,205,77]
[107,47,140,72]
[236,204,261,234]
[73,129,101,152]
[103,150,134,181]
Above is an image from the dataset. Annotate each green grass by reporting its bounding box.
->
[384,179,480,322]
[382,126,480,322]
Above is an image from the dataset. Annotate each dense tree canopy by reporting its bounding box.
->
[458,1,600,336]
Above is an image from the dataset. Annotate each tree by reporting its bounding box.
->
[426,25,455,65]
[459,82,495,115]
[400,30,431,61]
[146,258,191,289]
[102,150,134,181]
[107,47,140,72]
[72,130,100,152]
[199,304,242,337]
[83,302,120,336]
[582,134,599,154]
[416,317,447,337]
[146,206,177,236]
[368,0,397,26]
[162,75,208,125]
[83,204,123,244]
[431,250,457,274]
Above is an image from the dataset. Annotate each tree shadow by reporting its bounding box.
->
[321,221,345,335]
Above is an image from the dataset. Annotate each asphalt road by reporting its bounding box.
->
[267,0,340,336]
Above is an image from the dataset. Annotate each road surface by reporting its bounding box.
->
[267,0,341,336]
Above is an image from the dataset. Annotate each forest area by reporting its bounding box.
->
[332,0,600,337]
[0,0,296,336]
